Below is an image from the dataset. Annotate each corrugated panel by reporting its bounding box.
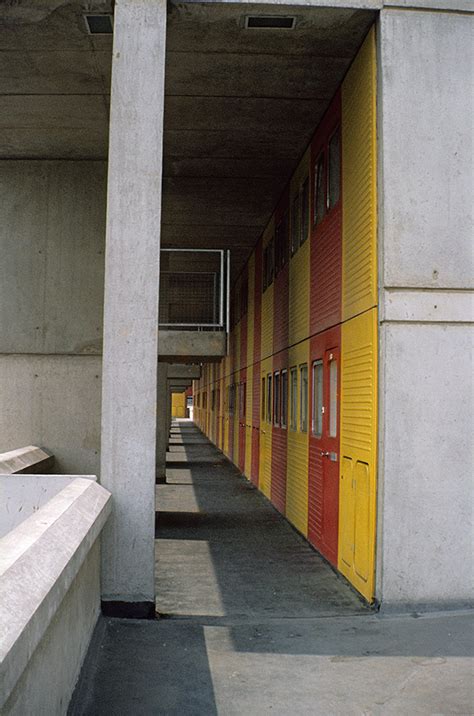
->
[271,350,288,514]
[251,361,260,485]
[245,366,253,477]
[342,27,377,322]
[310,207,342,334]
[247,254,255,369]
[338,307,378,601]
[259,356,273,498]
[261,220,275,361]
[285,340,310,537]
[289,149,310,348]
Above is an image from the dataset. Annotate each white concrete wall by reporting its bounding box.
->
[0,477,111,714]
[377,8,474,608]
[0,161,106,474]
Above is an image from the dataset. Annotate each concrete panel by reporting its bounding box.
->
[0,161,106,354]
[0,50,111,95]
[158,331,226,362]
[0,355,102,475]
[378,322,473,608]
[0,96,109,158]
[378,9,474,289]
[167,364,201,380]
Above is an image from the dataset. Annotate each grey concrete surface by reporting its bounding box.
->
[100,0,166,607]
[0,446,53,475]
[0,354,102,475]
[1,478,111,715]
[158,330,226,362]
[376,9,474,608]
[71,423,474,715]
[0,161,106,355]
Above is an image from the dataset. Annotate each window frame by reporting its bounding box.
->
[313,152,326,227]
[273,371,281,427]
[266,373,273,424]
[289,367,298,431]
[299,363,308,433]
[327,126,341,211]
[281,369,288,429]
[300,176,310,246]
[312,360,323,437]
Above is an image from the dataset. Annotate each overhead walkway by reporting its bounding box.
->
[70,421,473,716]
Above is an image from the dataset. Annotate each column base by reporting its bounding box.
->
[101,601,156,619]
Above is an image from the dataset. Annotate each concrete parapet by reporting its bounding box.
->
[0,446,54,475]
[0,476,112,714]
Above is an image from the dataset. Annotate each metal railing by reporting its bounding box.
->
[159,249,230,331]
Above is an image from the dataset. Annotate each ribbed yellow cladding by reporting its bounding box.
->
[286,340,310,537]
[289,149,310,346]
[261,219,274,361]
[171,392,186,418]
[339,308,378,601]
[259,356,272,498]
[342,27,377,322]
[245,255,255,476]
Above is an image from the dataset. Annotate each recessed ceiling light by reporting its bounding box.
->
[84,14,113,35]
[245,15,296,30]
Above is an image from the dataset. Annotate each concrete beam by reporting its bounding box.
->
[166,364,201,380]
[100,0,166,618]
[158,330,226,362]
[0,446,54,475]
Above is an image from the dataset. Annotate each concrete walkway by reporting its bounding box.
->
[71,421,473,716]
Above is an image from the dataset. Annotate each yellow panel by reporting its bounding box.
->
[259,357,273,499]
[171,392,186,418]
[289,149,310,346]
[338,307,378,602]
[223,358,231,457]
[342,27,377,322]
[247,254,255,370]
[285,339,310,537]
[261,218,275,360]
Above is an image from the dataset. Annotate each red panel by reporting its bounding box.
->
[253,239,262,364]
[310,91,342,336]
[271,350,288,514]
[308,325,341,567]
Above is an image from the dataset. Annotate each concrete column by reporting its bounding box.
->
[156,363,168,482]
[100,0,166,618]
[376,8,473,610]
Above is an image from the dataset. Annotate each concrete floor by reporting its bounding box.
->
[71,420,474,716]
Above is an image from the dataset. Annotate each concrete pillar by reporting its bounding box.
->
[376,8,473,610]
[156,363,168,482]
[100,0,166,618]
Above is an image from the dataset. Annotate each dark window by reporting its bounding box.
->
[263,246,268,292]
[300,177,309,245]
[281,370,288,429]
[291,195,300,256]
[328,128,341,209]
[267,238,274,287]
[261,377,266,421]
[266,374,272,423]
[241,279,248,317]
[314,153,325,226]
[275,212,289,274]
[273,371,281,426]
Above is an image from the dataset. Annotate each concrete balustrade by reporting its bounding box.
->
[0,445,54,475]
[0,475,112,714]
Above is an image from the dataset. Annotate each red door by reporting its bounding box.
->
[308,344,340,566]
[238,379,246,473]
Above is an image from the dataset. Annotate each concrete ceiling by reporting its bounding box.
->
[0,0,375,277]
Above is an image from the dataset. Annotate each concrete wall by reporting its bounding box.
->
[377,8,474,608]
[0,477,111,714]
[0,160,106,474]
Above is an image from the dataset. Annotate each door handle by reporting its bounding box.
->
[321,451,329,457]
